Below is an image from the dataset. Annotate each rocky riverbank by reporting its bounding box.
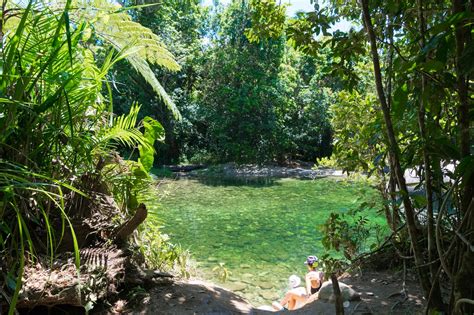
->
[172,163,345,179]
[104,270,425,314]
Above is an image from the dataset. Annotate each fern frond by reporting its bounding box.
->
[94,103,154,151]
[71,0,182,119]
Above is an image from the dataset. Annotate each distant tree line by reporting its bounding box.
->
[113,0,337,164]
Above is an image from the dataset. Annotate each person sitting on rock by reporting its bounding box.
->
[304,255,324,296]
[272,275,307,311]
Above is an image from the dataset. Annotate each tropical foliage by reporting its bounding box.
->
[0,0,177,312]
[248,0,474,312]
[113,1,335,164]
[2,0,472,313]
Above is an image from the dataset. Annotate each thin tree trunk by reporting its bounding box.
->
[388,162,401,229]
[360,0,434,304]
[0,0,7,51]
[385,19,400,232]
[330,273,344,315]
[378,168,395,232]
[452,1,474,312]
[416,0,441,287]
[453,0,473,213]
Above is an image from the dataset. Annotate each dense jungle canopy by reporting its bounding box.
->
[0,0,473,314]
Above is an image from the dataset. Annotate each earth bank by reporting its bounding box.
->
[104,270,424,314]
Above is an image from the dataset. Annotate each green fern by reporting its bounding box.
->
[74,0,182,119]
[94,103,153,152]
[3,0,183,119]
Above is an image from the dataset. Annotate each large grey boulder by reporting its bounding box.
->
[317,281,361,302]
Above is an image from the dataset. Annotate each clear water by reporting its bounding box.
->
[147,177,385,306]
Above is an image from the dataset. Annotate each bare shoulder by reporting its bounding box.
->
[306,270,322,279]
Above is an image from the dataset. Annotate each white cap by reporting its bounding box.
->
[289,275,301,288]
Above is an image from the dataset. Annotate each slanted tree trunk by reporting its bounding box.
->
[113,203,147,245]
[360,0,435,307]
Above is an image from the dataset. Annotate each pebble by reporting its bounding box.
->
[367,292,374,296]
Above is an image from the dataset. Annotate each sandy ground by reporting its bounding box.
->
[103,270,425,315]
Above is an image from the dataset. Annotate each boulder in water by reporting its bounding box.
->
[317,281,360,302]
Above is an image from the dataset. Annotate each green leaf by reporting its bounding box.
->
[459,43,474,75]
[454,156,474,182]
[63,0,73,66]
[138,117,164,172]
[428,136,461,160]
[392,83,408,116]
[143,116,165,144]
[420,60,444,73]
[412,194,427,208]
[6,275,17,290]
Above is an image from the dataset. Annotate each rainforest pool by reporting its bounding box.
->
[147,176,386,306]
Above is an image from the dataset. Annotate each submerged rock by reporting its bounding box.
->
[260,290,279,301]
[255,281,273,290]
[226,282,247,292]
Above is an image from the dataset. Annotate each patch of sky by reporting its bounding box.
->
[201,0,357,33]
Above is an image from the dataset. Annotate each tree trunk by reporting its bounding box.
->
[330,273,344,315]
[113,203,147,245]
[453,0,473,212]
[360,0,434,305]
[452,1,474,312]
[416,0,444,308]
[378,170,394,232]
[388,161,401,229]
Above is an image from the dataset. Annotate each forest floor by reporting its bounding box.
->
[105,269,425,314]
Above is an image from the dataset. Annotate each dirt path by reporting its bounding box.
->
[104,270,425,314]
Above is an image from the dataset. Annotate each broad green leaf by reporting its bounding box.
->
[392,83,408,116]
[143,116,165,144]
[420,60,444,73]
[138,117,164,172]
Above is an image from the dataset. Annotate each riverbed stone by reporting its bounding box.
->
[226,282,247,292]
[255,281,273,290]
[260,290,279,301]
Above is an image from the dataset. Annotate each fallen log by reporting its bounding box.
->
[113,203,147,245]
[164,164,207,172]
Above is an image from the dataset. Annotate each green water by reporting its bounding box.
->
[148,177,385,306]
